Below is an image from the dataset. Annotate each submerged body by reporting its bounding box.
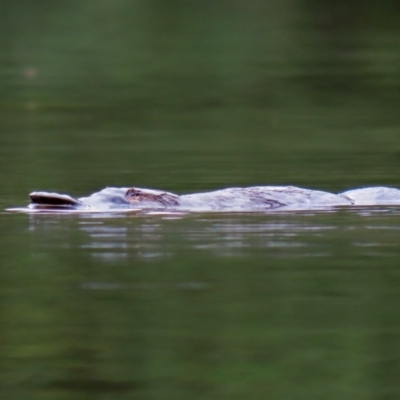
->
[13,185,400,213]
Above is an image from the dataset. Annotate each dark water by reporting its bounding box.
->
[1,1,400,399]
[3,209,400,399]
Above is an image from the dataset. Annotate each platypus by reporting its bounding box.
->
[19,185,400,213]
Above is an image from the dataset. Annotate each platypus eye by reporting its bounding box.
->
[126,189,139,198]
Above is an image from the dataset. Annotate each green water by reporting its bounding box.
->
[1,1,400,399]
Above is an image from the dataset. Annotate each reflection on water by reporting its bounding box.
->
[2,209,400,399]
[1,206,400,400]
[26,207,400,262]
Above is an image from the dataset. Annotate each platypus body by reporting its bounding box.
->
[22,185,400,213]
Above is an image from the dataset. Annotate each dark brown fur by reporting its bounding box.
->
[29,192,82,207]
[125,188,180,207]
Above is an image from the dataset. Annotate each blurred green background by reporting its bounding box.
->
[1,0,400,200]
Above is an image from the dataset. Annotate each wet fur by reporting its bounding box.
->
[125,188,180,207]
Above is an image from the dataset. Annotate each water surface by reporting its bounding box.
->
[2,207,400,399]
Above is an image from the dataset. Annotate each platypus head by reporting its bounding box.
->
[125,188,180,208]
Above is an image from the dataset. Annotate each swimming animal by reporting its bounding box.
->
[8,185,400,213]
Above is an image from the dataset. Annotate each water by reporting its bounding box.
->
[2,208,400,399]
[1,1,400,399]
